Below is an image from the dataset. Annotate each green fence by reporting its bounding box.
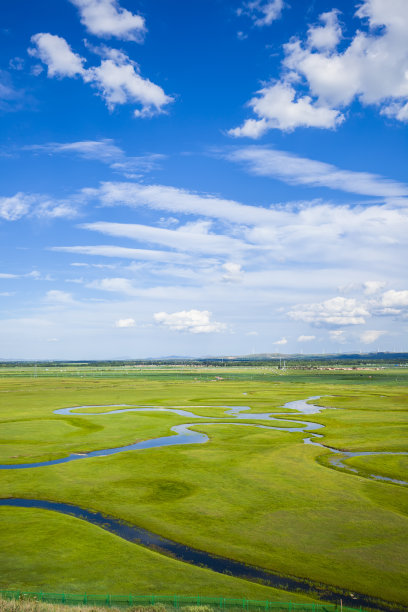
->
[0,591,363,612]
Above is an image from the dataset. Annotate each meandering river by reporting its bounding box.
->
[0,396,406,485]
[0,396,405,610]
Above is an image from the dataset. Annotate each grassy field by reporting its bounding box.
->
[0,367,407,607]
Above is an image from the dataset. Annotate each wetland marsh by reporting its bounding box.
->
[0,366,407,609]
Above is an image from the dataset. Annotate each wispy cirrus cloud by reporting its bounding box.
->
[237,0,285,27]
[80,220,252,255]
[24,138,165,178]
[87,181,280,225]
[0,192,80,221]
[51,244,191,263]
[0,69,26,112]
[224,146,408,198]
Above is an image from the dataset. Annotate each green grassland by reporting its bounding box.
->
[0,368,407,607]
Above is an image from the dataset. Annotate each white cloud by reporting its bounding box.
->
[273,336,287,345]
[239,0,285,27]
[29,33,85,78]
[0,191,82,221]
[35,200,79,219]
[69,0,146,41]
[363,281,387,295]
[228,81,343,136]
[81,220,250,255]
[154,309,226,334]
[45,290,75,304]
[89,181,280,225]
[0,193,33,220]
[288,297,369,326]
[88,277,137,295]
[381,289,408,307]
[115,317,135,327]
[360,329,386,344]
[297,335,315,342]
[84,54,173,117]
[9,57,25,71]
[226,146,408,197]
[27,139,122,161]
[25,139,164,177]
[307,10,342,51]
[230,0,408,134]
[221,262,243,282]
[329,329,346,343]
[51,245,191,263]
[29,35,173,118]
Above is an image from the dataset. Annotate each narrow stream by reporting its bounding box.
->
[0,497,392,612]
[0,397,406,486]
[0,396,405,611]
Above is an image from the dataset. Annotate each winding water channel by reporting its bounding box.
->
[0,396,406,610]
[0,396,406,486]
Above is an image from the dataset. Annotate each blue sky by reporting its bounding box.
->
[1,0,407,359]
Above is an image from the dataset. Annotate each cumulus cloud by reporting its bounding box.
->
[69,0,146,41]
[29,33,85,77]
[273,337,287,345]
[226,146,408,198]
[154,310,226,333]
[288,297,369,326]
[115,317,135,327]
[230,0,408,134]
[84,51,173,117]
[238,0,285,27]
[381,289,408,307]
[228,82,343,136]
[307,10,342,51]
[29,34,173,118]
[360,329,386,344]
[363,281,387,295]
[297,335,315,342]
